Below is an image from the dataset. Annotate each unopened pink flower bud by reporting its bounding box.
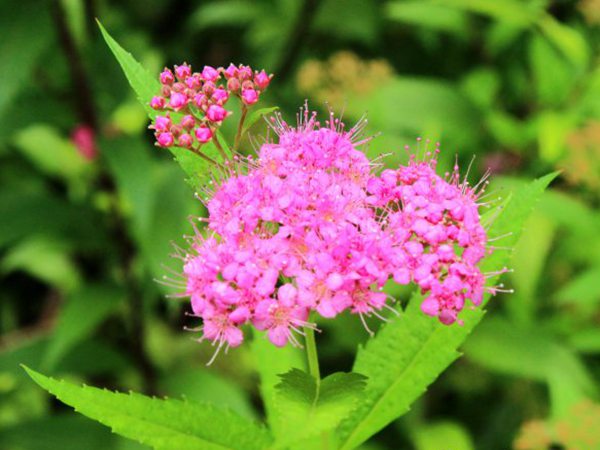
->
[254,70,271,89]
[212,88,229,103]
[169,92,188,111]
[242,88,259,105]
[156,132,174,147]
[202,81,216,95]
[154,115,171,131]
[160,68,174,85]
[161,86,171,97]
[150,96,165,110]
[71,125,97,160]
[178,133,193,148]
[206,104,227,122]
[227,78,241,92]
[175,64,192,80]
[195,126,213,143]
[223,63,238,79]
[194,93,206,108]
[201,65,219,82]
[172,82,185,93]
[181,115,195,130]
[185,74,201,89]
[238,65,252,80]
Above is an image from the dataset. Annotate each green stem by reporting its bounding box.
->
[233,106,248,152]
[304,326,320,381]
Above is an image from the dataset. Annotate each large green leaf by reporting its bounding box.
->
[97,22,222,190]
[336,172,557,449]
[273,369,367,446]
[24,367,272,450]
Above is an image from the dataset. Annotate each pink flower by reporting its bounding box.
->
[206,104,228,122]
[174,64,191,80]
[150,96,165,109]
[195,126,213,143]
[160,68,174,85]
[223,63,238,79]
[178,133,193,148]
[212,88,229,104]
[241,88,259,105]
[156,132,174,147]
[71,125,98,160]
[255,70,271,89]
[169,92,188,111]
[202,65,219,82]
[181,115,195,130]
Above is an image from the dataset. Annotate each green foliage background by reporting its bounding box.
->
[1,0,599,449]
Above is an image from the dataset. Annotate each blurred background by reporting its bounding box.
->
[1,0,599,449]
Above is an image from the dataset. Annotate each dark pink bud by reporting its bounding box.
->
[71,125,97,160]
[172,82,185,93]
[178,133,193,148]
[154,115,171,131]
[174,64,192,80]
[150,96,165,110]
[241,88,259,105]
[161,85,171,97]
[195,126,213,143]
[227,77,241,92]
[238,65,252,80]
[202,81,216,95]
[206,104,227,122]
[223,63,238,79]
[156,132,174,147]
[212,88,229,103]
[160,68,174,85]
[169,92,188,111]
[185,74,201,89]
[181,114,195,130]
[170,124,183,137]
[194,93,206,108]
[201,65,219,82]
[254,70,271,89]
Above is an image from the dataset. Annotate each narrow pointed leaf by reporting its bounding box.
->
[337,172,558,449]
[24,366,272,450]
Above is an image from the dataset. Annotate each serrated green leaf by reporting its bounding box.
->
[242,106,279,134]
[97,21,222,190]
[273,369,367,447]
[337,172,557,449]
[23,366,272,450]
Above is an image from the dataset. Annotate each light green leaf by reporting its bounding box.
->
[12,124,89,180]
[24,367,272,450]
[538,15,589,69]
[429,0,542,27]
[242,106,279,134]
[43,283,124,370]
[1,236,80,292]
[386,1,470,36]
[273,369,367,446]
[337,173,557,449]
[411,421,474,450]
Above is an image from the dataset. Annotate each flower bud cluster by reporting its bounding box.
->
[149,63,272,149]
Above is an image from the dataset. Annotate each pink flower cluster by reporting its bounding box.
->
[179,109,496,356]
[149,63,272,149]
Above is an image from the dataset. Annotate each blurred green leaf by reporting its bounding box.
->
[0,1,52,118]
[336,173,557,449]
[536,111,575,163]
[1,236,80,292]
[429,0,543,27]
[251,331,306,435]
[12,124,89,180]
[314,0,379,45]
[554,265,600,314]
[43,283,124,370]
[538,15,589,69]
[386,1,469,36]
[411,421,474,450]
[273,369,367,446]
[187,1,258,30]
[508,211,555,323]
[569,328,600,354]
[24,366,273,450]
